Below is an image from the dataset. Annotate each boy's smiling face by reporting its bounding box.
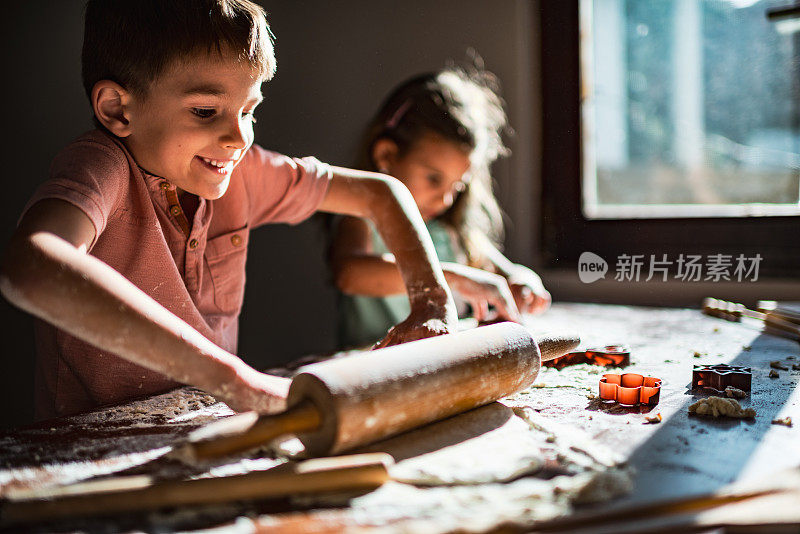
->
[121,50,263,200]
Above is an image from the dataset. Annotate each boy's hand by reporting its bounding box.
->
[506,264,551,315]
[223,369,291,414]
[375,287,458,349]
[374,315,450,349]
[442,263,522,323]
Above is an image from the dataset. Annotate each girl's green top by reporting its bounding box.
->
[337,219,459,348]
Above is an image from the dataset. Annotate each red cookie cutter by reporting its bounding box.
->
[692,364,751,392]
[545,345,630,370]
[599,373,662,406]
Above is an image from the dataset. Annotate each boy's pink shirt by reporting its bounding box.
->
[25,130,331,419]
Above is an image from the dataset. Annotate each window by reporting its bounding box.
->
[540,1,799,279]
[585,0,799,218]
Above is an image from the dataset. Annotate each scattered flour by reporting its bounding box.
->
[0,387,230,497]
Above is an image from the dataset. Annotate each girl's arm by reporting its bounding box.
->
[477,239,551,315]
[330,214,521,323]
[0,199,289,414]
[319,168,459,346]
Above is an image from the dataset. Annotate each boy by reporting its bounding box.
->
[0,0,457,419]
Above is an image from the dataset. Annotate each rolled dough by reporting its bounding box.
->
[289,402,632,531]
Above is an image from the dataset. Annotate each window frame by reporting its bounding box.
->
[539,0,800,280]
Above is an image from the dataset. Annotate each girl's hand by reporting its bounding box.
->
[506,265,551,315]
[442,263,522,323]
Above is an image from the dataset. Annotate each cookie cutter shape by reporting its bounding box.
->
[599,373,661,406]
[544,345,630,370]
[692,364,751,392]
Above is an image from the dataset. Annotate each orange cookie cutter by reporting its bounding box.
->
[599,373,662,406]
[545,345,630,370]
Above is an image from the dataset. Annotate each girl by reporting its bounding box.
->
[330,64,551,348]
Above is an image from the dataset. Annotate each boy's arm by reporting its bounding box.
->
[0,199,289,414]
[331,216,521,322]
[319,168,459,346]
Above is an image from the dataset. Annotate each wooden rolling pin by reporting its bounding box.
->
[0,453,392,525]
[188,322,579,459]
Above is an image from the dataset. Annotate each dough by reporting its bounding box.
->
[689,396,755,418]
[564,467,635,505]
[349,402,624,486]
[356,403,545,485]
[771,416,793,427]
[724,386,746,399]
[291,402,632,531]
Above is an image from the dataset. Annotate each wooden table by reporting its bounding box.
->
[1,303,798,532]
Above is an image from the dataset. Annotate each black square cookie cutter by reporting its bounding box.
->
[692,364,751,393]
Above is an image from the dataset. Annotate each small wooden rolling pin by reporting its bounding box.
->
[0,453,392,525]
[188,322,579,460]
[757,300,800,325]
[702,297,800,342]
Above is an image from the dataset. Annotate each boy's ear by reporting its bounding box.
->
[91,80,133,137]
[371,138,399,173]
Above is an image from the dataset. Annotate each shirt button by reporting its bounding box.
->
[159,181,170,190]
[231,234,243,247]
[170,205,182,217]
[188,238,198,250]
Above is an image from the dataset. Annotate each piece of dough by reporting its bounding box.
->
[724,386,746,399]
[356,403,545,485]
[689,396,755,418]
[292,403,631,531]
[350,402,624,487]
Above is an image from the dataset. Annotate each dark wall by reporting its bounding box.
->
[0,3,92,428]
[0,1,535,427]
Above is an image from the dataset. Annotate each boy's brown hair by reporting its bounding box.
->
[81,0,275,99]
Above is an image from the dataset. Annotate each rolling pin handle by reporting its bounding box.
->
[189,400,322,460]
[536,333,582,362]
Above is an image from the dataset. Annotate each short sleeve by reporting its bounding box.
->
[22,132,129,247]
[239,144,332,227]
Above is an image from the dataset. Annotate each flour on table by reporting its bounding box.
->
[0,387,231,497]
[67,387,228,427]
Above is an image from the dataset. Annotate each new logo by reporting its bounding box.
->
[578,252,608,283]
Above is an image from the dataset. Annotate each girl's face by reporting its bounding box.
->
[375,132,472,221]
